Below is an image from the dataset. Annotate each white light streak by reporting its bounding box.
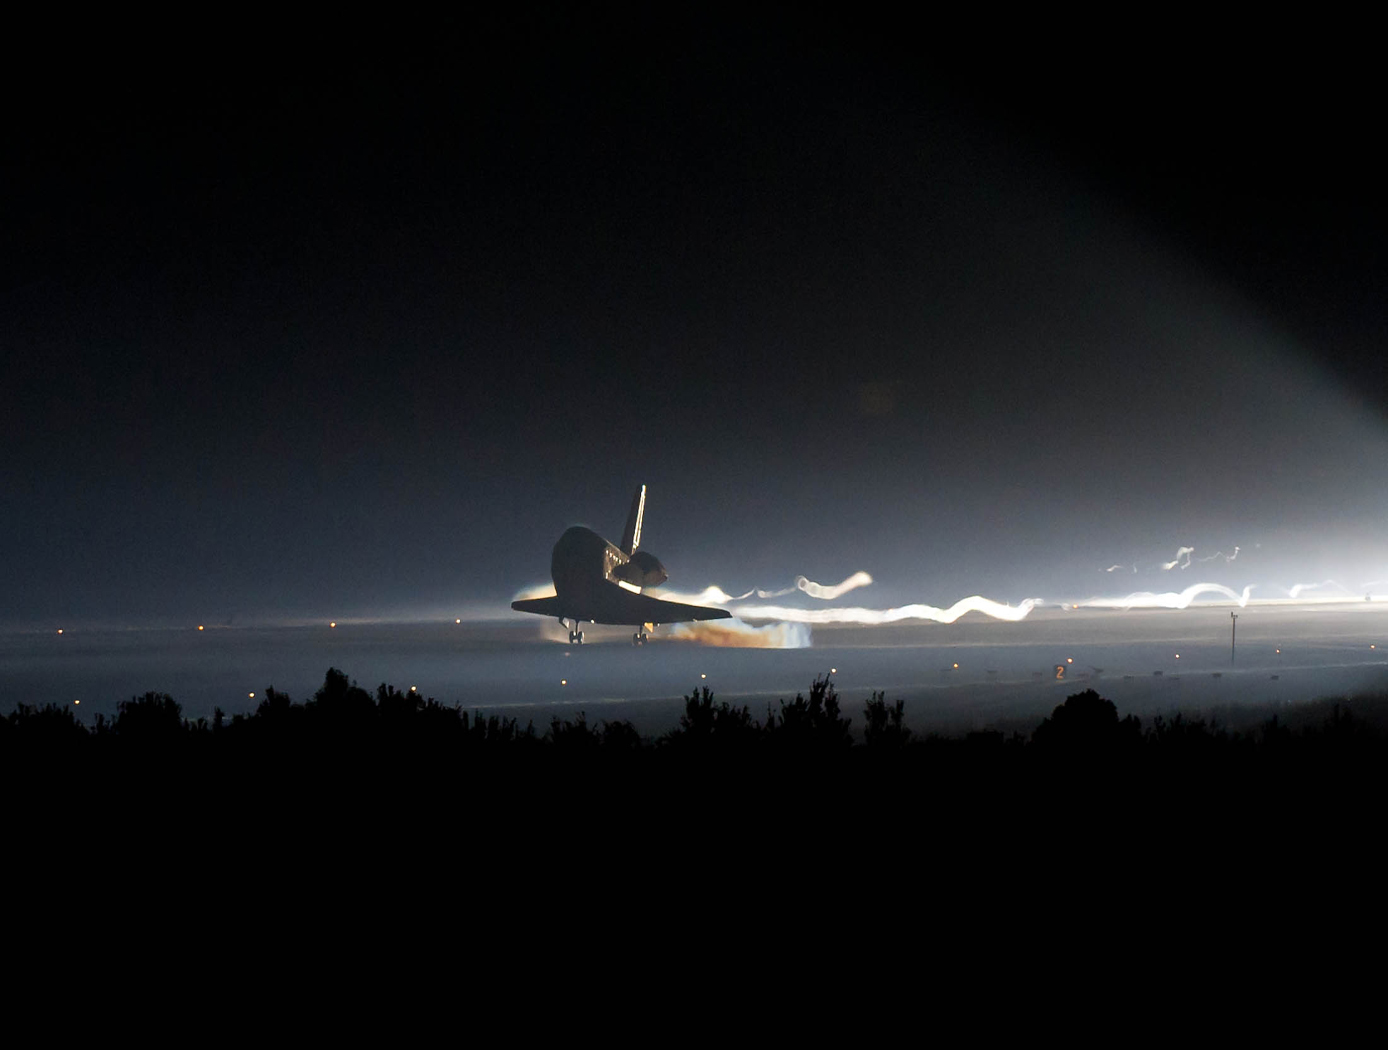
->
[732,595,1038,625]
[661,572,874,607]
[1287,580,1350,598]
[751,572,875,599]
[1160,546,1195,570]
[1196,546,1241,563]
[1079,583,1255,610]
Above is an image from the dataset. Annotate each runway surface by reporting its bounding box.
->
[5,605,1387,737]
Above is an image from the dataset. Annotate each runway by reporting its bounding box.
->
[4,604,1386,737]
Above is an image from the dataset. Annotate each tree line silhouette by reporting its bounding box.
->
[4,667,1386,769]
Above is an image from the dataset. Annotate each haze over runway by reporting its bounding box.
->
[5,605,1386,739]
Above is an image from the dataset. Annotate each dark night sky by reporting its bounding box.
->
[4,19,1386,626]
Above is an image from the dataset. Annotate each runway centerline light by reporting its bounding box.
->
[1066,657,1073,664]
[455,619,461,624]
[74,700,80,705]
[830,667,837,674]
[700,673,706,679]
[410,686,417,692]
[560,679,567,686]
[198,625,204,631]
[249,692,255,699]
[330,621,337,628]
[57,629,63,635]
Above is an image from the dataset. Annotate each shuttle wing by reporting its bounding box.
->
[601,588,731,625]
[511,585,730,626]
[510,596,566,617]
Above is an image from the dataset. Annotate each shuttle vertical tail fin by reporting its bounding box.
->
[620,484,646,555]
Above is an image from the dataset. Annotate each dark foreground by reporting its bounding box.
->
[8,667,1384,974]
[8,667,1387,805]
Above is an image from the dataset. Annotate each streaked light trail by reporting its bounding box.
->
[1079,583,1255,610]
[1160,547,1195,570]
[732,595,1039,625]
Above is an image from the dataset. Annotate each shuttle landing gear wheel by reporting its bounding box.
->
[632,628,649,646]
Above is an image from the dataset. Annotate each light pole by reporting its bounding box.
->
[1231,611,1238,664]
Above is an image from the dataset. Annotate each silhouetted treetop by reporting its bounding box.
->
[767,675,852,751]
[863,692,911,748]
[116,692,184,741]
[1031,689,1141,752]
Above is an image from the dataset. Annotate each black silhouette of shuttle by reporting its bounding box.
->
[511,485,730,644]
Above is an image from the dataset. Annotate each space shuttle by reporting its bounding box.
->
[510,485,731,644]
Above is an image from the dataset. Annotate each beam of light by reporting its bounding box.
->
[751,572,875,599]
[731,595,1038,625]
[662,585,750,605]
[1078,583,1254,610]
[668,572,875,604]
[1286,580,1350,598]
[1195,546,1241,563]
[1105,564,1137,573]
[1160,546,1195,570]
[667,618,811,648]
[660,572,874,607]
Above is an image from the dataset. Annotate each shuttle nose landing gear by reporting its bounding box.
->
[632,624,651,646]
[562,619,585,645]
